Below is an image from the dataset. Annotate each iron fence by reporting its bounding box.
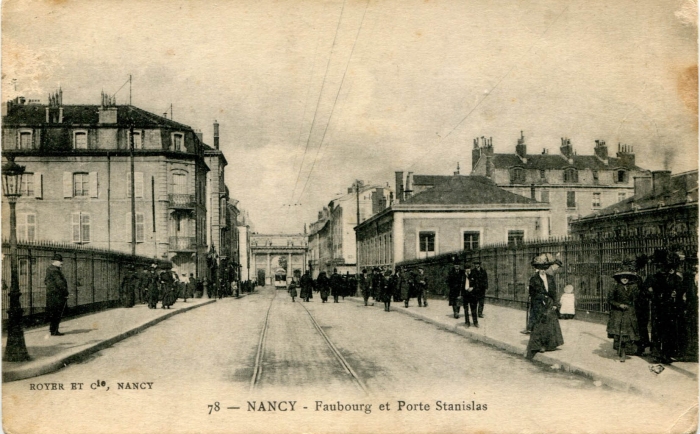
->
[397,232,697,316]
[2,240,170,326]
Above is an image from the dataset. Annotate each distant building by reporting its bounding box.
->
[1,93,211,277]
[571,170,698,240]
[250,233,308,286]
[470,133,650,236]
[356,175,550,271]
[307,181,393,277]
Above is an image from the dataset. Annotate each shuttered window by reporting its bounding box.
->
[72,212,90,243]
[127,172,144,198]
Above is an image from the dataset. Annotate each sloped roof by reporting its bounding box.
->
[3,104,194,130]
[490,153,644,171]
[578,171,698,220]
[412,175,460,186]
[403,175,537,205]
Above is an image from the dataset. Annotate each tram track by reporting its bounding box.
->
[249,288,369,395]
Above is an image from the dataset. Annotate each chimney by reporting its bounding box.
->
[652,170,671,196]
[45,107,50,123]
[195,129,203,143]
[560,137,574,160]
[634,176,652,198]
[58,107,63,123]
[347,187,353,194]
[516,130,527,161]
[395,171,404,203]
[98,106,118,124]
[213,120,220,150]
[594,139,608,164]
[454,162,460,176]
[616,143,636,167]
[485,156,493,178]
[404,172,414,198]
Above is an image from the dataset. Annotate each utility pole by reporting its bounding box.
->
[129,75,132,105]
[355,180,361,278]
[130,124,136,256]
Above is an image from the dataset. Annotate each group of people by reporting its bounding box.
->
[119,264,202,310]
[446,260,488,327]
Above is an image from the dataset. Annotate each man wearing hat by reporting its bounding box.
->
[330,268,343,303]
[120,265,138,308]
[414,267,428,307]
[359,268,371,306]
[45,253,69,336]
[471,261,488,318]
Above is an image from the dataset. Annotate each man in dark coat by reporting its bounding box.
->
[649,253,685,364]
[471,261,488,318]
[300,271,313,302]
[45,253,69,336]
[120,265,138,308]
[330,268,343,303]
[359,269,371,306]
[145,263,161,309]
[414,268,428,307]
[461,263,479,327]
[348,273,357,297]
[317,272,330,303]
[446,262,463,318]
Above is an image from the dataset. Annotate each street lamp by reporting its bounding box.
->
[2,155,30,362]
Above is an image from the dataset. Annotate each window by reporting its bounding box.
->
[130,131,143,149]
[20,173,34,196]
[74,131,88,149]
[463,231,480,251]
[173,172,187,194]
[126,212,145,242]
[172,133,184,151]
[18,131,32,149]
[563,168,578,183]
[419,231,435,253]
[592,192,601,208]
[73,173,90,197]
[567,191,576,208]
[592,170,599,184]
[17,213,36,241]
[616,170,628,183]
[127,172,144,198]
[541,190,550,203]
[72,212,91,243]
[510,167,526,184]
[507,230,524,248]
[618,192,626,202]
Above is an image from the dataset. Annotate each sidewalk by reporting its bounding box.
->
[2,298,217,382]
[348,296,698,401]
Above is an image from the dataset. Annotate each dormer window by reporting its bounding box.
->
[129,130,143,149]
[615,169,628,183]
[563,168,578,183]
[18,129,33,149]
[539,169,546,180]
[172,133,184,151]
[509,167,526,184]
[73,130,88,149]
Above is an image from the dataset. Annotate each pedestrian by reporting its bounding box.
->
[606,261,640,362]
[371,267,383,304]
[559,285,575,319]
[137,266,148,304]
[348,273,358,298]
[120,265,138,308]
[146,263,160,309]
[648,250,685,364]
[300,270,313,302]
[525,254,564,358]
[330,268,343,303]
[414,267,428,307]
[186,273,197,301]
[471,261,488,318]
[401,268,413,308]
[635,255,652,355]
[681,258,698,361]
[378,269,394,312]
[360,269,371,306]
[317,271,330,303]
[179,273,188,302]
[446,260,463,319]
[391,269,402,303]
[45,253,69,336]
[195,276,204,298]
[288,279,298,302]
[461,263,479,328]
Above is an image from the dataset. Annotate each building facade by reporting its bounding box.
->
[571,170,698,239]
[1,94,211,277]
[470,133,650,236]
[357,175,550,271]
[249,233,308,286]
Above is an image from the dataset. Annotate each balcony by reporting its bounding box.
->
[168,194,196,210]
[169,236,197,252]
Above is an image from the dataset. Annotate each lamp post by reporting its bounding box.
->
[3,155,30,362]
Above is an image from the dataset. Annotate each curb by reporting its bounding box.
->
[347,297,661,398]
[3,299,217,383]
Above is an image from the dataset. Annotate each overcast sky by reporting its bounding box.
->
[3,0,697,233]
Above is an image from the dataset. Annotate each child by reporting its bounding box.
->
[559,285,575,319]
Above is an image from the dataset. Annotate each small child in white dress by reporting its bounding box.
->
[559,284,575,319]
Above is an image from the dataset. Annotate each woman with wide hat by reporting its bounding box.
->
[525,253,564,359]
[607,260,640,362]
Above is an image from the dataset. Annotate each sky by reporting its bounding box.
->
[3,0,698,233]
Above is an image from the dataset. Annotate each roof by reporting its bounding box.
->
[403,175,538,205]
[577,170,698,220]
[412,175,458,186]
[489,153,644,171]
[3,104,194,131]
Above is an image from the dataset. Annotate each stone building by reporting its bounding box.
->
[470,132,650,236]
[1,93,214,277]
[250,233,308,286]
[356,175,550,271]
[570,170,698,239]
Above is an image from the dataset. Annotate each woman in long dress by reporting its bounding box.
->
[526,254,564,359]
[607,265,639,362]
